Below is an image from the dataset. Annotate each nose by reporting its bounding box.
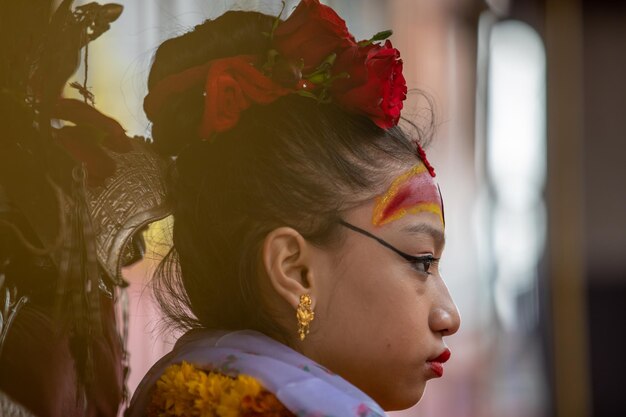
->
[428,280,461,337]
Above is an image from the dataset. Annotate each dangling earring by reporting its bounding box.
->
[296,293,315,341]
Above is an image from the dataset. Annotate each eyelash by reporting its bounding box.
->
[409,255,440,275]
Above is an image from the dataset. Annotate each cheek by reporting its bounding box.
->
[314,260,432,406]
[324,258,406,328]
[322,256,429,342]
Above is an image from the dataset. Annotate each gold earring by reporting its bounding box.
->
[296,293,315,341]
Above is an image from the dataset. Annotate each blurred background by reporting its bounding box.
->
[61,0,626,416]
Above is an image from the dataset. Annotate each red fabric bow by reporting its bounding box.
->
[144,56,292,140]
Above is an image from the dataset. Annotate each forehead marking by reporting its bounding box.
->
[372,164,443,227]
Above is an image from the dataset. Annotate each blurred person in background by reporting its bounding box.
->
[0,1,168,415]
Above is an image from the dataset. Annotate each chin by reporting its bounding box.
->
[378,382,426,411]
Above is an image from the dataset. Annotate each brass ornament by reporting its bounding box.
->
[86,137,170,287]
[296,293,315,341]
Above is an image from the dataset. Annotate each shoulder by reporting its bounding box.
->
[146,361,295,417]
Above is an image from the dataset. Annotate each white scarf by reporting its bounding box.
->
[126,329,386,417]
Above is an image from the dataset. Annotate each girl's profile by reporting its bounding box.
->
[127,1,460,415]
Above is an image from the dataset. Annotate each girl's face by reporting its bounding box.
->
[301,164,460,411]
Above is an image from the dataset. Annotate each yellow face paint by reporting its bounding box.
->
[372,164,444,227]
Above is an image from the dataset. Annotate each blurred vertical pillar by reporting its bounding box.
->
[545,1,591,417]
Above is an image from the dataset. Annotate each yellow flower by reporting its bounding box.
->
[149,361,267,417]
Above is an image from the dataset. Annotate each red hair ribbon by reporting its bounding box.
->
[144,56,292,140]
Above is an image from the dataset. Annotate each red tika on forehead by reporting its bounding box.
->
[372,164,443,227]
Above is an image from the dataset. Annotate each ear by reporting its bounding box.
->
[261,227,317,310]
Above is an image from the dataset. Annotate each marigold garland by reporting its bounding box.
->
[147,361,295,417]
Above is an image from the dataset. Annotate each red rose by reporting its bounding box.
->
[331,40,407,129]
[274,0,356,73]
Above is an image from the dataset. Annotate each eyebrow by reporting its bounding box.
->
[401,223,446,249]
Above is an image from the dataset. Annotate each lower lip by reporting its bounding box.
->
[428,362,444,377]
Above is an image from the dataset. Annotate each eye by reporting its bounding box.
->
[410,255,439,275]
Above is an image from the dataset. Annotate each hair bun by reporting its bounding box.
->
[147,11,275,156]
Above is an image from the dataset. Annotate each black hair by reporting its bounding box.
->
[148,11,432,344]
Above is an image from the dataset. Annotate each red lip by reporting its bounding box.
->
[429,362,444,377]
[427,348,451,378]
[432,348,451,364]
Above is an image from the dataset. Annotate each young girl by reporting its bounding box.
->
[127,1,460,415]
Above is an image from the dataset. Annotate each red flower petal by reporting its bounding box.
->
[332,40,406,128]
[274,0,356,72]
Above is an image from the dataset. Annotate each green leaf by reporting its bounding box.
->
[308,73,328,84]
[303,53,336,78]
[358,29,394,47]
[296,90,318,99]
[371,29,393,42]
[269,1,286,39]
[328,72,350,82]
[321,52,337,67]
